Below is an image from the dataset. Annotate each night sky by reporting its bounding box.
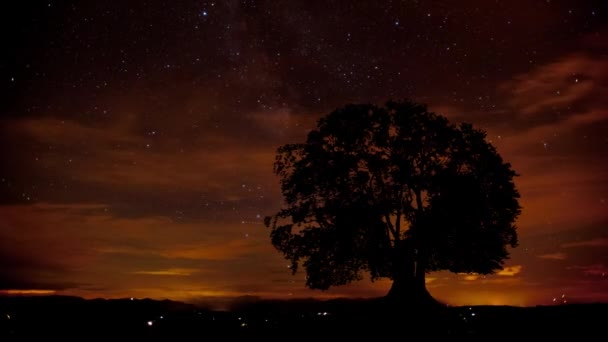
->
[1,0,607,307]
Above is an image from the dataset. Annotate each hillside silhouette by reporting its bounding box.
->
[1,295,606,340]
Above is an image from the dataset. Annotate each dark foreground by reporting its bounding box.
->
[1,296,606,340]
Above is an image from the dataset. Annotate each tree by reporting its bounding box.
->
[264,100,521,307]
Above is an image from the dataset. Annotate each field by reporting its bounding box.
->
[1,296,606,340]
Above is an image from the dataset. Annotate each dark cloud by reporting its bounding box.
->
[0,249,81,291]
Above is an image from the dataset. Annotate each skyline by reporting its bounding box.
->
[1,0,607,306]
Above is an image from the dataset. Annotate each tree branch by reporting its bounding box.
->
[395,189,403,237]
[384,214,398,240]
[414,189,424,215]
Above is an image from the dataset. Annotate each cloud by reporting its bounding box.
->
[472,54,608,237]
[456,274,524,286]
[568,264,608,277]
[96,235,271,262]
[497,265,523,276]
[495,53,608,157]
[0,289,57,295]
[425,277,438,284]
[562,238,608,248]
[131,268,201,276]
[428,53,608,239]
[501,53,608,116]
[246,107,317,141]
[15,117,276,192]
[159,239,271,260]
[0,250,86,291]
[538,253,568,260]
[0,202,282,297]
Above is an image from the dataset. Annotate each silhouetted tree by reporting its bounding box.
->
[265,100,521,307]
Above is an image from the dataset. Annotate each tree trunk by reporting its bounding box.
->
[385,247,441,310]
[381,263,447,329]
[386,268,436,307]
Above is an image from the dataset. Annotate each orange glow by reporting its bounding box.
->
[0,290,57,295]
[497,266,523,277]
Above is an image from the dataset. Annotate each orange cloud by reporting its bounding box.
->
[425,277,438,284]
[497,265,523,276]
[0,289,57,295]
[457,272,522,282]
[159,239,272,260]
[0,202,282,298]
[131,268,201,276]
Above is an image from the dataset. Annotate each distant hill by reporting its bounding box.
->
[0,294,197,312]
[1,295,607,339]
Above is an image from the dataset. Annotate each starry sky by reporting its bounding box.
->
[1,0,607,307]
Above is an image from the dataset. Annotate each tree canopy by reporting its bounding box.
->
[265,100,521,300]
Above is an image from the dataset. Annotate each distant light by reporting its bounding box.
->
[471,313,476,317]
[147,320,154,326]
[130,297,134,301]
[160,315,164,319]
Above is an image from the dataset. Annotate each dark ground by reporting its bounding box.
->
[1,295,606,340]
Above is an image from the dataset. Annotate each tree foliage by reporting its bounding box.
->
[265,100,521,291]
